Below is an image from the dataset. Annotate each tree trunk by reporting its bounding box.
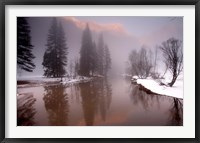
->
[168,76,177,87]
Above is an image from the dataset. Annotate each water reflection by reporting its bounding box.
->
[80,82,98,125]
[43,85,69,126]
[168,98,183,126]
[17,93,36,126]
[130,84,161,110]
[79,78,112,125]
[69,83,81,104]
[42,78,112,126]
[130,83,183,126]
[17,77,183,126]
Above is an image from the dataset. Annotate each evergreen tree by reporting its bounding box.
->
[79,24,94,76]
[96,34,112,76]
[17,17,35,72]
[42,18,57,77]
[97,34,105,75]
[90,42,98,76]
[57,22,68,77]
[104,45,111,75]
[42,18,68,78]
[74,59,79,78]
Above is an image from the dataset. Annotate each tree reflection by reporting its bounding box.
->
[17,93,36,126]
[168,98,183,125]
[79,82,98,125]
[98,78,112,121]
[130,84,183,126]
[79,78,112,125]
[130,84,161,110]
[43,84,69,126]
[69,84,81,104]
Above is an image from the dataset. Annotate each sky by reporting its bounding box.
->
[18,16,183,77]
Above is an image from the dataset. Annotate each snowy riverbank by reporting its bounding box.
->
[132,75,183,99]
[17,76,94,88]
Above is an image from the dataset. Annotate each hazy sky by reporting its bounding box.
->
[18,16,183,77]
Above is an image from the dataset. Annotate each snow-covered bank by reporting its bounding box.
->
[133,76,183,99]
[17,76,94,88]
[61,76,93,85]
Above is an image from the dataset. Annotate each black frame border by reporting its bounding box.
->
[0,0,199,143]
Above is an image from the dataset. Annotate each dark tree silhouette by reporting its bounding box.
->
[42,18,68,78]
[56,22,68,77]
[159,38,183,87]
[17,17,35,72]
[79,24,94,76]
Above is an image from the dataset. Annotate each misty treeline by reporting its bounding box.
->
[127,46,153,79]
[17,17,111,79]
[79,24,111,77]
[126,38,183,87]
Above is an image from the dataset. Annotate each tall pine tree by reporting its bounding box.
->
[57,22,68,77]
[79,24,94,76]
[17,17,35,72]
[90,42,98,75]
[104,45,111,75]
[97,34,105,75]
[96,34,111,76]
[42,18,68,78]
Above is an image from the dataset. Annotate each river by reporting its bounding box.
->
[17,76,183,126]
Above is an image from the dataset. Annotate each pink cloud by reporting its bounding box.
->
[63,16,129,35]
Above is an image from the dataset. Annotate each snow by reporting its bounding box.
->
[61,76,93,85]
[18,76,61,82]
[134,73,183,99]
[17,75,94,87]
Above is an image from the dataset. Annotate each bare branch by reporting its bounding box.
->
[159,38,183,87]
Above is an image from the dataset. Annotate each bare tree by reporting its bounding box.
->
[128,47,153,79]
[159,38,183,87]
[161,62,169,78]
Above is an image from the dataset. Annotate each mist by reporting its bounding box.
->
[17,16,183,77]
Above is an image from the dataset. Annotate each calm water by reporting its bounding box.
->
[17,77,183,126]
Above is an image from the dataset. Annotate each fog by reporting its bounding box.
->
[18,16,183,77]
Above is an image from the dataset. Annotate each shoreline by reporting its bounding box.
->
[134,82,183,100]
[133,77,183,99]
[17,76,98,88]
